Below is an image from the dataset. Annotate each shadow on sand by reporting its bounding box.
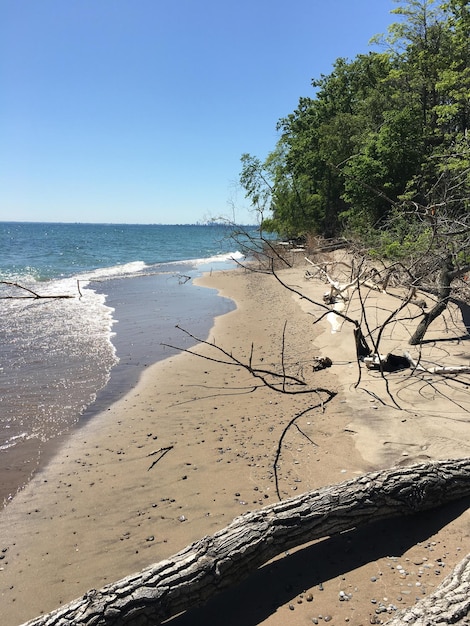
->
[167,497,469,626]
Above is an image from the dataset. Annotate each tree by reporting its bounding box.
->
[374,0,448,139]
[341,105,424,227]
[242,0,469,242]
[239,153,273,229]
[273,53,396,237]
[237,0,470,336]
[435,0,470,138]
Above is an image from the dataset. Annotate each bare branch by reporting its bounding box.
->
[162,325,334,396]
[0,281,74,299]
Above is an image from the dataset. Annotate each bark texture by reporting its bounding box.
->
[408,257,454,345]
[22,458,470,626]
[384,553,470,625]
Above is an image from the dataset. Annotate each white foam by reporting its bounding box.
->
[82,260,147,281]
[0,431,29,451]
[193,250,245,266]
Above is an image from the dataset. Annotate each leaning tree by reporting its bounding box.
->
[384,146,470,345]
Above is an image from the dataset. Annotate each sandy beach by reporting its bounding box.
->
[1,258,469,626]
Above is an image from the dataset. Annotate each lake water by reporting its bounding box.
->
[0,222,258,503]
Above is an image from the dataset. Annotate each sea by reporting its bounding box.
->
[0,221,259,504]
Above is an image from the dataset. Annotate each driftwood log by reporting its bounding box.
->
[385,552,470,625]
[22,458,470,626]
[404,351,470,375]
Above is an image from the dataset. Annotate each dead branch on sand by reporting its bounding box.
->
[147,446,174,471]
[404,351,470,375]
[163,325,335,399]
[20,458,470,626]
[0,281,74,299]
[162,324,337,499]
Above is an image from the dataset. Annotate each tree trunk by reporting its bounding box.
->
[384,553,470,625]
[22,458,470,626]
[404,351,470,375]
[409,257,454,345]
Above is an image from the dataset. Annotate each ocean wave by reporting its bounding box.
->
[194,250,245,265]
[150,249,245,269]
[0,431,30,451]
[73,251,244,282]
[0,269,44,284]
[80,260,148,281]
[1,249,245,290]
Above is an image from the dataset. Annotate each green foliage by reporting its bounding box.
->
[239,153,273,218]
[342,106,424,222]
[374,225,433,261]
[239,0,470,245]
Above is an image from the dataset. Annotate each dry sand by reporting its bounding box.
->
[0,259,469,626]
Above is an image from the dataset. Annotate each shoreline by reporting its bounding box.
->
[1,263,469,626]
[1,270,235,506]
[81,271,236,419]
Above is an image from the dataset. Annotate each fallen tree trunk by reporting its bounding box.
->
[22,458,470,626]
[408,257,454,345]
[384,552,470,625]
[404,351,470,375]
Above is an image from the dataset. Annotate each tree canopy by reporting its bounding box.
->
[240,0,470,245]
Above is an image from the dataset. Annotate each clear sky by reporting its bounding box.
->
[1,0,397,225]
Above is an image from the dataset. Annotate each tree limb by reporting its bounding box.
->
[404,352,470,375]
[21,458,470,626]
[162,325,334,396]
[384,553,470,625]
[0,281,73,299]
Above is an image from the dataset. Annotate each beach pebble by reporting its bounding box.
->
[306,593,314,602]
[178,515,187,522]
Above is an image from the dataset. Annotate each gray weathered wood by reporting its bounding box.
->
[21,458,470,626]
[404,350,470,375]
[384,553,470,625]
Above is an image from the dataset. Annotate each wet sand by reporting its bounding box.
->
[0,271,235,506]
[0,260,469,626]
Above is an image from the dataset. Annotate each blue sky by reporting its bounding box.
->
[1,0,396,224]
